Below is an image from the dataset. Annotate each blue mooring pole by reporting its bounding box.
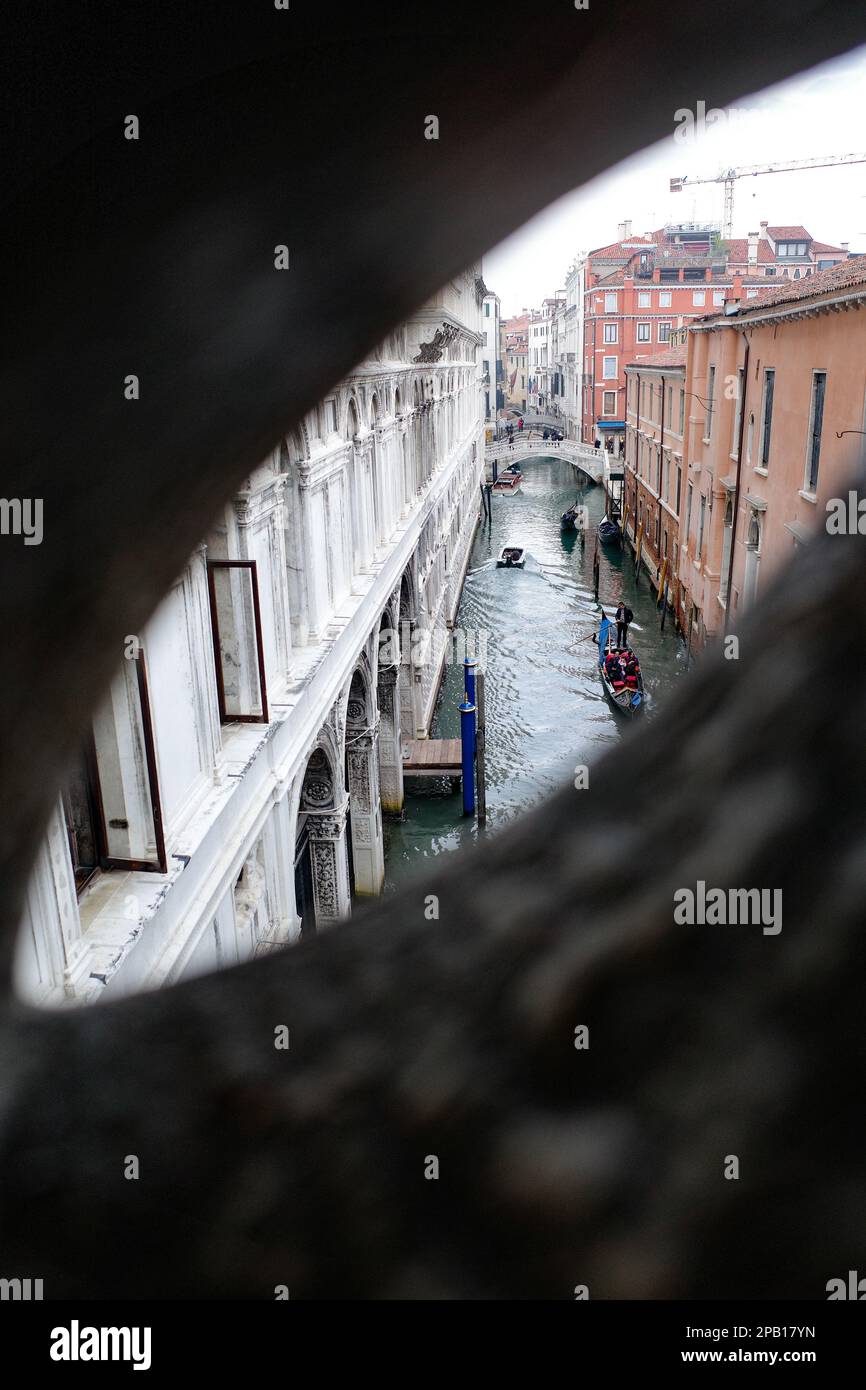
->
[460,701,476,816]
[463,657,477,707]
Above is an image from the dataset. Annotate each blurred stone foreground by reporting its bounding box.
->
[0,0,864,1298]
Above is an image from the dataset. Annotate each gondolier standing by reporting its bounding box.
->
[615,600,633,648]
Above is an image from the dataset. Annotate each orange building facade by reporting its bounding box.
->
[623,346,687,600]
[581,221,849,456]
[680,260,866,644]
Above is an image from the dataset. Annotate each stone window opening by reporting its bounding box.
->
[63,644,168,887]
[206,560,269,723]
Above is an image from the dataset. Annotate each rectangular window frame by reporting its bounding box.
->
[705,365,715,440]
[759,368,775,468]
[805,371,826,493]
[731,367,745,457]
[90,650,169,875]
[207,559,270,725]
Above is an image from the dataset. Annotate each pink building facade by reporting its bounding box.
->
[680,259,866,644]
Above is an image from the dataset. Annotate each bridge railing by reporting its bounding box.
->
[484,435,605,481]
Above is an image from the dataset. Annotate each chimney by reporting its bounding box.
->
[841,242,850,253]
[759,221,769,242]
[725,273,744,307]
[748,232,759,266]
[617,219,632,241]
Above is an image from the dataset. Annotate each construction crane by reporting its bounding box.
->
[670,152,866,240]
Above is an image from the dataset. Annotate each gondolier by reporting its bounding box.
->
[615,601,633,648]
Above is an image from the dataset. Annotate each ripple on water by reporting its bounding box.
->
[383,458,686,893]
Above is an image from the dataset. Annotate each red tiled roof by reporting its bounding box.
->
[766,225,811,241]
[810,241,846,255]
[625,345,686,370]
[587,232,659,260]
[590,267,773,290]
[722,239,777,264]
[734,256,866,310]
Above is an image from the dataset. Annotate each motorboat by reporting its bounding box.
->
[496,546,526,568]
[492,470,522,492]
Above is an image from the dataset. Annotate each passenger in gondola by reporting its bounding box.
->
[606,652,625,687]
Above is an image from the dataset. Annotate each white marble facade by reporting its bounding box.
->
[16,269,487,1005]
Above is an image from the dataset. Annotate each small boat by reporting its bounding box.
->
[598,513,621,544]
[497,546,526,568]
[596,612,644,717]
[492,469,522,492]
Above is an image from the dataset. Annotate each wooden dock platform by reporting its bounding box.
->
[402,738,462,777]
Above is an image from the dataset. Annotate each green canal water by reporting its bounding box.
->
[383,455,687,894]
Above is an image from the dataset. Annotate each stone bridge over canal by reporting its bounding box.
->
[484,435,605,485]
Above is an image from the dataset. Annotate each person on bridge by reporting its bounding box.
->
[615,601,634,649]
[518,417,523,432]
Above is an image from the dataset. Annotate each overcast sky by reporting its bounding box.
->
[484,44,866,317]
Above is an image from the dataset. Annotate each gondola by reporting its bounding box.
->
[561,502,584,532]
[597,513,621,544]
[596,612,644,717]
[497,546,526,568]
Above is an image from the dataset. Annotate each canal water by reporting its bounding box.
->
[383,455,687,893]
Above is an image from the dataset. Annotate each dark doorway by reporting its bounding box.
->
[344,753,357,900]
[62,742,101,894]
[294,821,316,937]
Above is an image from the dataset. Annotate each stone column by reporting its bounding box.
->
[345,725,385,895]
[354,434,375,565]
[306,800,352,927]
[190,541,223,777]
[379,420,397,538]
[398,622,419,743]
[299,473,329,640]
[376,664,404,815]
[397,419,410,516]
